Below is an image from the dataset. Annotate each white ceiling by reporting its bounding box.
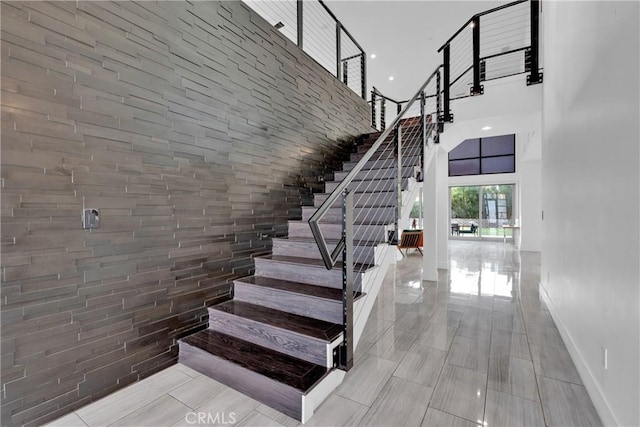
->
[324,0,509,100]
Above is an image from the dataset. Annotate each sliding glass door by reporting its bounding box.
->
[480,185,514,239]
[450,184,515,240]
[450,186,480,238]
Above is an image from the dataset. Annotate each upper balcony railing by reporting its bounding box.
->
[372,0,543,130]
[243,0,367,99]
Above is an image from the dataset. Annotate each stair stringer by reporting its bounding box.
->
[352,243,395,348]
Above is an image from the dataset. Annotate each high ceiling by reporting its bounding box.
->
[325,0,509,100]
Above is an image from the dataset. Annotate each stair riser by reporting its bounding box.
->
[324,178,408,193]
[314,192,395,208]
[288,222,388,242]
[272,238,376,264]
[208,308,330,366]
[254,257,362,290]
[301,207,394,226]
[179,344,305,421]
[334,167,414,182]
[342,156,421,172]
[234,281,343,324]
[352,144,423,161]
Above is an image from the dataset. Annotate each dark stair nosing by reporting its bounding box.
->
[210,300,342,342]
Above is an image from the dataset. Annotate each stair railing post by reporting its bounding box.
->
[393,124,402,245]
[442,45,452,122]
[471,16,483,95]
[338,189,354,371]
[297,0,303,49]
[420,91,426,149]
[336,22,342,80]
[360,53,366,100]
[527,0,543,85]
[380,98,386,131]
[371,89,377,129]
[342,60,348,85]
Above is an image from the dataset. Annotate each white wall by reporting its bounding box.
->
[541,2,640,426]
[433,75,543,266]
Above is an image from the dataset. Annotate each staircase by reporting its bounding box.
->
[178,124,423,422]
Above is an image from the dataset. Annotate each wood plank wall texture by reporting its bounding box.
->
[0,1,371,425]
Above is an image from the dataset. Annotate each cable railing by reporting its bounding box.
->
[242,0,366,99]
[438,0,543,118]
[370,0,542,131]
[308,67,442,370]
[306,0,543,371]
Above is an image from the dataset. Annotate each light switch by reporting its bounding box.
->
[82,208,100,229]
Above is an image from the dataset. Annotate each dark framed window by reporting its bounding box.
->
[449,134,515,176]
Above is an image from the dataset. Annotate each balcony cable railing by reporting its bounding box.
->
[242,0,366,99]
[371,0,542,129]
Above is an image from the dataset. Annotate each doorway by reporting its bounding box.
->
[449,184,515,240]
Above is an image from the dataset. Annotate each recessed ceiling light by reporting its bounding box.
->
[370,53,376,59]
[388,76,395,81]
[482,126,492,130]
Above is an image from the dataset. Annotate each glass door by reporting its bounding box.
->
[450,186,480,239]
[480,185,514,239]
[450,184,515,240]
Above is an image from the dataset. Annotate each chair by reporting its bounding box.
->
[398,230,423,256]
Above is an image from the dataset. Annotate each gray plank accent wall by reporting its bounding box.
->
[0,1,371,425]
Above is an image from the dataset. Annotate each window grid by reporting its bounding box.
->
[448,134,515,176]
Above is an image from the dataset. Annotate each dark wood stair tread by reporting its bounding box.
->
[181,329,328,392]
[212,300,342,341]
[259,254,374,272]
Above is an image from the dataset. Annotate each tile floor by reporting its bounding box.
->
[46,241,602,427]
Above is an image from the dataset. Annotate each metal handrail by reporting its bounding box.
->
[438,0,528,52]
[309,66,441,269]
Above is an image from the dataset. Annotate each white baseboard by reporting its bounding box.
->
[539,283,619,427]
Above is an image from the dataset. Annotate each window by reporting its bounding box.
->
[448,134,515,176]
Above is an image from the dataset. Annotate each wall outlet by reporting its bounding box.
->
[602,347,608,370]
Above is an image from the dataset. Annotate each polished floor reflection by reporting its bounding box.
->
[47,241,602,427]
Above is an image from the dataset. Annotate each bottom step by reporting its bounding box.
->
[179,329,335,422]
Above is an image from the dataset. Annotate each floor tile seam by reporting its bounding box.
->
[519,292,551,427]
[427,405,485,426]
[485,383,541,404]
[535,373,585,387]
[488,349,533,362]
[109,394,191,426]
[422,320,461,417]
[332,392,373,410]
[481,317,496,425]
[71,411,90,427]
[75,378,186,427]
